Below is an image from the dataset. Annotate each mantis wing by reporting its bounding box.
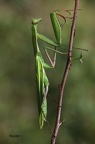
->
[36,54,49,129]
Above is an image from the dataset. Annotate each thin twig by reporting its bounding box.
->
[51,0,79,144]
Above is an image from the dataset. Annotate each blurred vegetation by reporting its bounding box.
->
[0,0,95,144]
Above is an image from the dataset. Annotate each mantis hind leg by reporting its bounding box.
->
[71,51,83,63]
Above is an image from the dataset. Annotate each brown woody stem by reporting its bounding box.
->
[51,0,79,144]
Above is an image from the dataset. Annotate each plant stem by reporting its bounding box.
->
[51,0,79,144]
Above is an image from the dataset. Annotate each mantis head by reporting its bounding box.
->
[32,18,42,25]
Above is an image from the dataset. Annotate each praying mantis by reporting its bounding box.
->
[32,10,70,129]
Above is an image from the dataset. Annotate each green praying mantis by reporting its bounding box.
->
[31,10,71,129]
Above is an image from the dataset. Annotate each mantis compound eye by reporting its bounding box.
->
[32,18,42,25]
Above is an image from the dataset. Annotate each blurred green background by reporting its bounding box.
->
[0,0,95,144]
